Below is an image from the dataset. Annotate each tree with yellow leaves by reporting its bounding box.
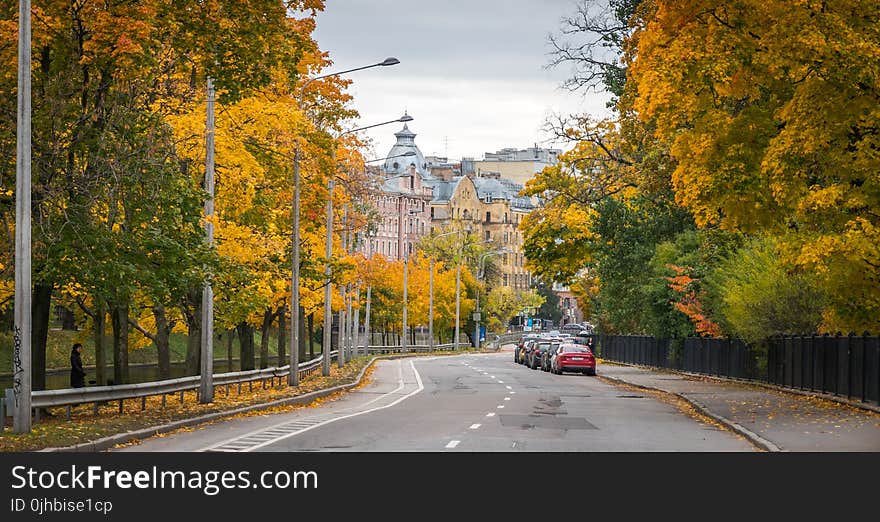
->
[626,0,880,332]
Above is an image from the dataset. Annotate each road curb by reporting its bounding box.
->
[39,351,472,453]
[597,374,783,452]
[40,356,386,453]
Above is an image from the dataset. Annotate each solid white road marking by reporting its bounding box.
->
[469,424,481,429]
[446,440,460,449]
[486,413,496,417]
[202,360,425,452]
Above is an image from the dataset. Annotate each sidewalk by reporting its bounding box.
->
[597,362,880,451]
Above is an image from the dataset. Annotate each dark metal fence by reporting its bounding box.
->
[595,333,879,406]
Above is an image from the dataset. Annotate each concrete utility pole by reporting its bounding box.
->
[453,263,461,352]
[13,0,32,434]
[402,253,408,353]
[352,285,360,358]
[337,204,347,369]
[322,174,334,377]
[296,57,401,379]
[345,210,354,362]
[362,234,374,356]
[428,258,434,351]
[289,145,301,386]
[200,77,216,403]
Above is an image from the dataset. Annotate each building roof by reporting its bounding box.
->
[383,121,428,177]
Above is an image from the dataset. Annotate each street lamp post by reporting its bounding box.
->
[292,57,400,384]
[354,154,416,356]
[323,114,413,375]
[426,229,463,349]
[200,77,216,404]
[402,251,408,353]
[474,248,509,350]
[451,234,491,351]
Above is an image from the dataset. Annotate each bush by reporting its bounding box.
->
[706,236,825,343]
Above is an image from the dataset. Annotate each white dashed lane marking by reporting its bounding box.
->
[446,440,461,449]
[469,424,481,430]
[497,405,505,409]
[486,413,496,417]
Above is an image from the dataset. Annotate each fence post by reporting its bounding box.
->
[838,332,849,398]
[860,332,868,403]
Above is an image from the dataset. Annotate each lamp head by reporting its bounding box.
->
[380,57,400,66]
[399,114,414,123]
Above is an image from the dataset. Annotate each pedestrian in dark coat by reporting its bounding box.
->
[70,343,86,388]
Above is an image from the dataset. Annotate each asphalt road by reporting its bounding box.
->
[118,351,755,452]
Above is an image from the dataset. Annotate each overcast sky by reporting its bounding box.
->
[312,0,612,162]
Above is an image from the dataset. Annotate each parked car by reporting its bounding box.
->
[527,341,548,369]
[516,335,540,364]
[541,344,562,372]
[530,341,559,370]
[551,343,596,375]
[518,339,535,365]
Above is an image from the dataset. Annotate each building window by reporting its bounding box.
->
[503,274,508,286]
[430,207,435,219]
[485,211,491,223]
[485,231,490,241]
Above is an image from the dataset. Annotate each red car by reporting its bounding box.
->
[550,343,596,375]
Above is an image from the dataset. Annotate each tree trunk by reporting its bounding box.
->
[237,322,255,371]
[60,307,76,330]
[94,300,106,386]
[260,308,272,369]
[184,287,202,376]
[307,312,315,359]
[277,305,286,367]
[299,306,307,360]
[153,304,171,380]
[31,282,52,391]
[111,301,130,385]
[226,328,235,372]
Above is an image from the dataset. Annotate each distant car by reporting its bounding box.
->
[561,324,583,334]
[517,340,531,365]
[541,344,562,372]
[527,341,548,369]
[530,341,559,370]
[515,336,540,363]
[551,343,596,375]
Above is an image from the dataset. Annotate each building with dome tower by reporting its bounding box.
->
[360,116,538,293]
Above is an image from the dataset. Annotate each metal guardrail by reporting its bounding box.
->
[0,342,472,427]
[10,351,337,418]
[491,332,525,347]
[365,343,457,353]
